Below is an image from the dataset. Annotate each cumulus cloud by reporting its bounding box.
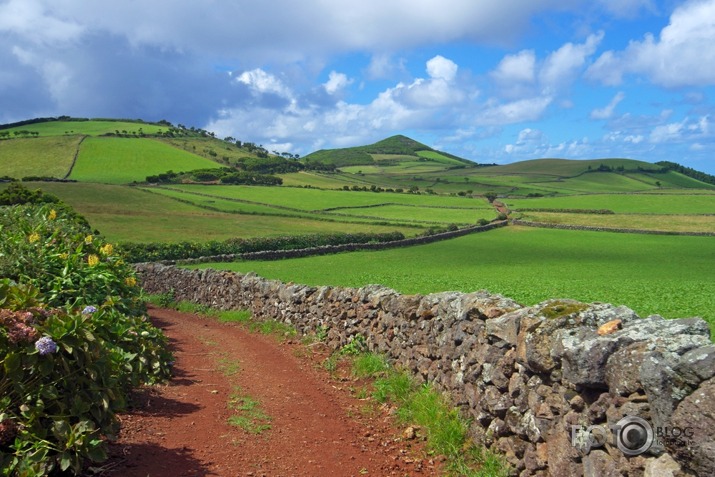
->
[590,91,625,119]
[539,31,603,91]
[426,55,458,81]
[235,69,292,98]
[491,50,536,84]
[323,71,352,95]
[587,0,715,87]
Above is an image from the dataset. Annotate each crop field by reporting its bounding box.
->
[69,137,222,184]
[196,226,715,334]
[0,136,83,178]
[4,120,167,137]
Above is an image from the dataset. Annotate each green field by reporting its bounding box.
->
[331,204,495,224]
[69,137,222,184]
[507,192,715,214]
[0,136,83,178]
[4,120,167,137]
[13,182,415,243]
[166,184,490,210]
[195,226,715,333]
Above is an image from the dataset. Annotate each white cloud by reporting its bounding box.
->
[491,50,536,84]
[588,0,715,87]
[517,128,543,143]
[0,0,84,45]
[590,91,625,119]
[235,69,293,99]
[426,55,458,81]
[390,56,467,108]
[650,121,685,143]
[539,31,603,90]
[477,96,553,126]
[323,71,352,95]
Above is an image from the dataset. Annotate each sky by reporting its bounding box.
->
[1,0,715,173]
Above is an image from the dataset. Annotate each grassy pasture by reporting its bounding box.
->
[329,204,495,224]
[196,226,715,333]
[4,120,167,137]
[415,150,466,165]
[9,182,414,243]
[147,186,429,230]
[167,184,490,210]
[481,158,659,177]
[507,192,715,214]
[0,136,82,178]
[69,137,222,184]
[519,212,715,233]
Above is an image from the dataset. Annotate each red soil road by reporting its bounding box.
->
[101,306,440,477]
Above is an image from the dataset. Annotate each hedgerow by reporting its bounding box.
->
[118,231,405,263]
[0,204,173,475]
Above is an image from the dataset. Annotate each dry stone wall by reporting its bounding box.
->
[136,263,715,477]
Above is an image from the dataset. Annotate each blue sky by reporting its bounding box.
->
[1,0,714,173]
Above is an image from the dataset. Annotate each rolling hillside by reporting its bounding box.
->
[2,116,715,246]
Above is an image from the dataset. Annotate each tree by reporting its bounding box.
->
[484,191,498,203]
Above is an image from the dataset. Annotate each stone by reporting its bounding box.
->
[583,449,620,477]
[675,344,715,385]
[545,427,582,477]
[480,385,512,416]
[486,312,521,346]
[643,453,682,477]
[605,341,648,396]
[668,377,715,477]
[505,407,541,443]
[597,319,622,335]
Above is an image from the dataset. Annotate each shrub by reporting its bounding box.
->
[0,204,172,475]
[118,231,405,263]
[0,205,143,316]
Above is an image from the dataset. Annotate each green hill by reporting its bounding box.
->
[0,117,293,184]
[302,134,475,169]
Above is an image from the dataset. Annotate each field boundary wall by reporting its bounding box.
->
[136,263,715,476]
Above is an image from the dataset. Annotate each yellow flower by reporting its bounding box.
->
[28,233,40,243]
[125,276,137,287]
[84,235,93,245]
[87,254,100,267]
[59,252,69,260]
[48,209,57,220]
[100,243,114,256]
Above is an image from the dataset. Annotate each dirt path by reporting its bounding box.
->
[101,306,439,477]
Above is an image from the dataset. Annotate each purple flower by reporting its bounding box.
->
[82,306,97,314]
[35,336,58,355]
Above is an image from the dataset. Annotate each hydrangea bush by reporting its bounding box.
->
[0,205,173,475]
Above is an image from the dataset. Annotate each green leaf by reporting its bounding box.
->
[60,452,72,471]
